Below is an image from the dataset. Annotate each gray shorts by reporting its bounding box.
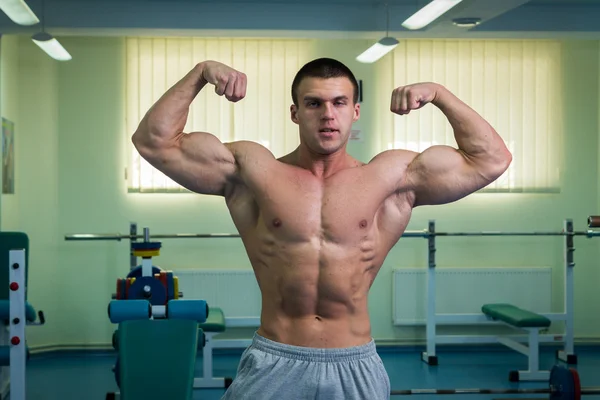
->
[221,332,391,400]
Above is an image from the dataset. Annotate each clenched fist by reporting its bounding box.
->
[390,82,440,115]
[201,61,247,102]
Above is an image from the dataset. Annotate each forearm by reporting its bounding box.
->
[133,62,209,147]
[432,85,510,162]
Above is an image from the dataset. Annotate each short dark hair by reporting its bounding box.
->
[291,58,359,106]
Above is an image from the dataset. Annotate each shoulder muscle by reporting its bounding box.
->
[367,149,418,192]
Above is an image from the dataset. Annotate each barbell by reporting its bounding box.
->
[64,215,600,241]
[64,215,600,244]
[63,230,600,241]
[391,364,599,400]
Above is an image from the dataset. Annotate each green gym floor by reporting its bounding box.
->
[23,344,600,399]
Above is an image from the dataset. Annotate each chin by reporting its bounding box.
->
[317,142,344,155]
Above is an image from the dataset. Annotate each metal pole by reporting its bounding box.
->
[391,387,600,395]
[432,231,598,237]
[427,221,437,360]
[130,222,137,269]
[423,220,437,365]
[391,387,552,395]
[9,249,26,400]
[64,230,600,241]
[64,233,245,240]
[561,219,576,361]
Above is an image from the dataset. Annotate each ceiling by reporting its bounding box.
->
[1,0,600,39]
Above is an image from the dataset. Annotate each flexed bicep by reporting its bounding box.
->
[389,82,511,207]
[132,60,249,196]
[405,145,495,207]
[135,130,240,196]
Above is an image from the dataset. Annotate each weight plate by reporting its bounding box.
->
[131,242,162,250]
[116,278,123,300]
[121,279,127,300]
[126,265,162,279]
[128,276,167,305]
[159,271,167,288]
[569,368,581,400]
[166,272,175,301]
[550,364,576,400]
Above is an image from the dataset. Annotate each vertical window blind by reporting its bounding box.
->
[373,39,562,192]
[126,38,562,193]
[126,37,310,192]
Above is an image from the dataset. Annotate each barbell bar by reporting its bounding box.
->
[390,364,600,400]
[392,388,552,394]
[64,230,600,241]
[64,233,240,241]
[64,216,600,241]
[65,215,600,241]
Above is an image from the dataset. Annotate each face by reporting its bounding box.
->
[290,77,360,155]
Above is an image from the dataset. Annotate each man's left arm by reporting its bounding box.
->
[395,83,512,207]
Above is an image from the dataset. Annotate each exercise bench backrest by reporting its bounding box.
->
[117,319,199,400]
[0,232,29,300]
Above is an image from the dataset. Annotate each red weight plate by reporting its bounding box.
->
[569,368,581,400]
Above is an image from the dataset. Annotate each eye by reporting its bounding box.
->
[307,101,319,107]
[335,101,346,106]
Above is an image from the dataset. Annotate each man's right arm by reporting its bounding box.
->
[131,61,247,196]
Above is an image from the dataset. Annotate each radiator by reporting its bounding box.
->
[392,267,553,325]
[173,269,261,318]
[173,267,553,327]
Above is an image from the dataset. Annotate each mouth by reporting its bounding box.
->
[318,128,338,138]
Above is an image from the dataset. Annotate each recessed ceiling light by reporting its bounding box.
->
[452,17,482,28]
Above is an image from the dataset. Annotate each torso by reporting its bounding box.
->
[224,142,415,348]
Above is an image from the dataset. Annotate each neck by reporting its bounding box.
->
[293,143,350,178]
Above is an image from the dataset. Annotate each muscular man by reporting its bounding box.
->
[132,58,512,399]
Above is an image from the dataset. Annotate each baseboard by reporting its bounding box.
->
[26,337,600,358]
[29,343,114,356]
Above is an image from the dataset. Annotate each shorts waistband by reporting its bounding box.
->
[250,332,377,363]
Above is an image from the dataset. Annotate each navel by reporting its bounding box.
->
[359,219,368,229]
[272,218,282,228]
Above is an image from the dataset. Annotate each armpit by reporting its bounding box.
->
[224,140,277,191]
[368,149,418,192]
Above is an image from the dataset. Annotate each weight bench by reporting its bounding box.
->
[0,299,41,369]
[111,319,201,400]
[0,233,45,399]
[482,303,551,382]
[194,307,233,389]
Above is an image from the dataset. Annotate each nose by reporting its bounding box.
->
[321,102,334,119]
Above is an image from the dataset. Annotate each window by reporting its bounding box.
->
[125,37,311,192]
[373,40,563,192]
[126,38,563,193]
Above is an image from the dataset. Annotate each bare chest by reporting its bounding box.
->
[247,169,394,243]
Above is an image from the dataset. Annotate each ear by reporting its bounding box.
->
[353,102,360,122]
[290,104,299,124]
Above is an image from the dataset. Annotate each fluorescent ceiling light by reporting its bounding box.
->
[402,0,463,30]
[32,32,72,61]
[356,37,399,64]
[0,0,39,25]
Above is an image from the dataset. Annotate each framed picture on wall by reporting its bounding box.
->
[2,117,15,194]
